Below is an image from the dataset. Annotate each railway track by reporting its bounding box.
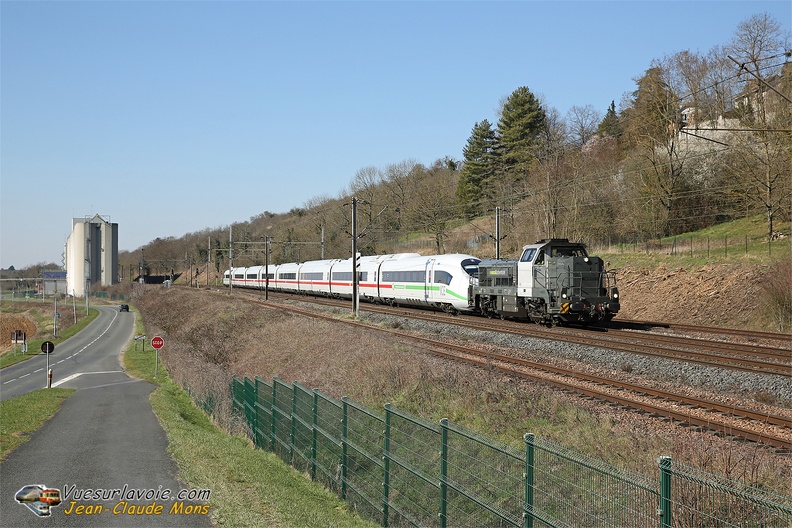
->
[616,319,792,345]
[281,293,791,377]
[222,288,792,450]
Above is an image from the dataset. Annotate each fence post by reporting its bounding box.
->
[524,433,535,528]
[244,377,255,442]
[255,377,267,449]
[252,378,259,448]
[291,383,297,464]
[311,390,318,481]
[658,456,672,528]
[271,378,278,452]
[383,403,392,527]
[341,397,348,500]
[440,418,449,528]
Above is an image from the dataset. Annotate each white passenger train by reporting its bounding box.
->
[223,253,482,314]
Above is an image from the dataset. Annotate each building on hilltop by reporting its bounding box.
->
[65,214,118,297]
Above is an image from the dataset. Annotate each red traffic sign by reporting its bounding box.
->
[151,336,164,349]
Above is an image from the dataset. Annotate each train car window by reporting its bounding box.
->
[520,249,536,262]
[247,273,257,279]
[278,272,297,280]
[434,271,452,285]
[266,273,274,280]
[300,272,323,280]
[382,271,425,283]
[535,251,545,265]
[358,272,368,282]
[234,274,244,279]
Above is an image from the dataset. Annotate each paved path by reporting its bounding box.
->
[1,307,213,526]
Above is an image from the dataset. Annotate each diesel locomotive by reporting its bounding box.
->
[472,238,619,325]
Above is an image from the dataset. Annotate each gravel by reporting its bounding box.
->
[358,310,792,409]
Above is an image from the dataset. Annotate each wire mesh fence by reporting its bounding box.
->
[227,376,792,527]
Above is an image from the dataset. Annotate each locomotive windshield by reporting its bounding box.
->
[461,258,481,278]
[520,248,536,262]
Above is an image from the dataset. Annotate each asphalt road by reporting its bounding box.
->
[1,306,136,400]
[0,306,214,526]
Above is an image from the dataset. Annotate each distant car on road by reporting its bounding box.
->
[120,304,129,312]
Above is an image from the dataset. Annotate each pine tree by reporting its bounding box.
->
[497,87,547,180]
[597,101,622,138]
[457,119,497,217]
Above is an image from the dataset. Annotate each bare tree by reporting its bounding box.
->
[723,13,792,240]
[566,104,601,148]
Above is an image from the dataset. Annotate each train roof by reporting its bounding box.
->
[522,238,588,251]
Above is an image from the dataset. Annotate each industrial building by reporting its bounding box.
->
[65,214,118,297]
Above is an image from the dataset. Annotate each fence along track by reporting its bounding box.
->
[227,375,792,527]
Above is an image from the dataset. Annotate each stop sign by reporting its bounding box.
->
[151,336,164,349]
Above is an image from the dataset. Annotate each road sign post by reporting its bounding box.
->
[41,341,55,388]
[151,336,164,378]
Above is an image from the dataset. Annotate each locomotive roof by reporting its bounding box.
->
[523,238,587,251]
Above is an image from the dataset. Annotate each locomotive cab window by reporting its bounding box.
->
[520,248,536,262]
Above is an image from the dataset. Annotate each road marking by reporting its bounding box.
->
[52,371,124,387]
[0,309,120,386]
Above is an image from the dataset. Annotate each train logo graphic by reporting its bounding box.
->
[14,484,61,517]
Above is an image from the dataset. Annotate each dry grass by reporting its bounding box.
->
[135,286,792,494]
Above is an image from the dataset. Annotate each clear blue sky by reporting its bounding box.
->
[2,0,790,269]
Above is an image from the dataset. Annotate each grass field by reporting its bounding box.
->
[121,308,376,527]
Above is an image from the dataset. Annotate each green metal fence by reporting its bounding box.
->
[227,376,791,527]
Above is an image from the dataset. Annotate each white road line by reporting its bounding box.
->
[0,309,120,385]
[51,371,124,387]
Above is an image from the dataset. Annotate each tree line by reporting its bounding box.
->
[117,13,790,274]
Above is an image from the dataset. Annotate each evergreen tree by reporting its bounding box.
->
[497,87,547,180]
[457,119,497,216]
[597,100,622,138]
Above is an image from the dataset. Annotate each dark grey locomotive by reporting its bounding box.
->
[471,238,620,325]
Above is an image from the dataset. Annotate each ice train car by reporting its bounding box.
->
[224,253,482,314]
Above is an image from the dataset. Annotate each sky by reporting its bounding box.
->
[1,1,790,269]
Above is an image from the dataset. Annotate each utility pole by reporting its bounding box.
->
[352,197,359,317]
[265,236,270,301]
[229,225,233,292]
[496,207,501,259]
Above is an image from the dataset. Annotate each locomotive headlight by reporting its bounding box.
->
[561,287,568,299]
[611,287,619,300]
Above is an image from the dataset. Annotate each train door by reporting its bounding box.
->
[516,247,536,295]
[425,258,438,306]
